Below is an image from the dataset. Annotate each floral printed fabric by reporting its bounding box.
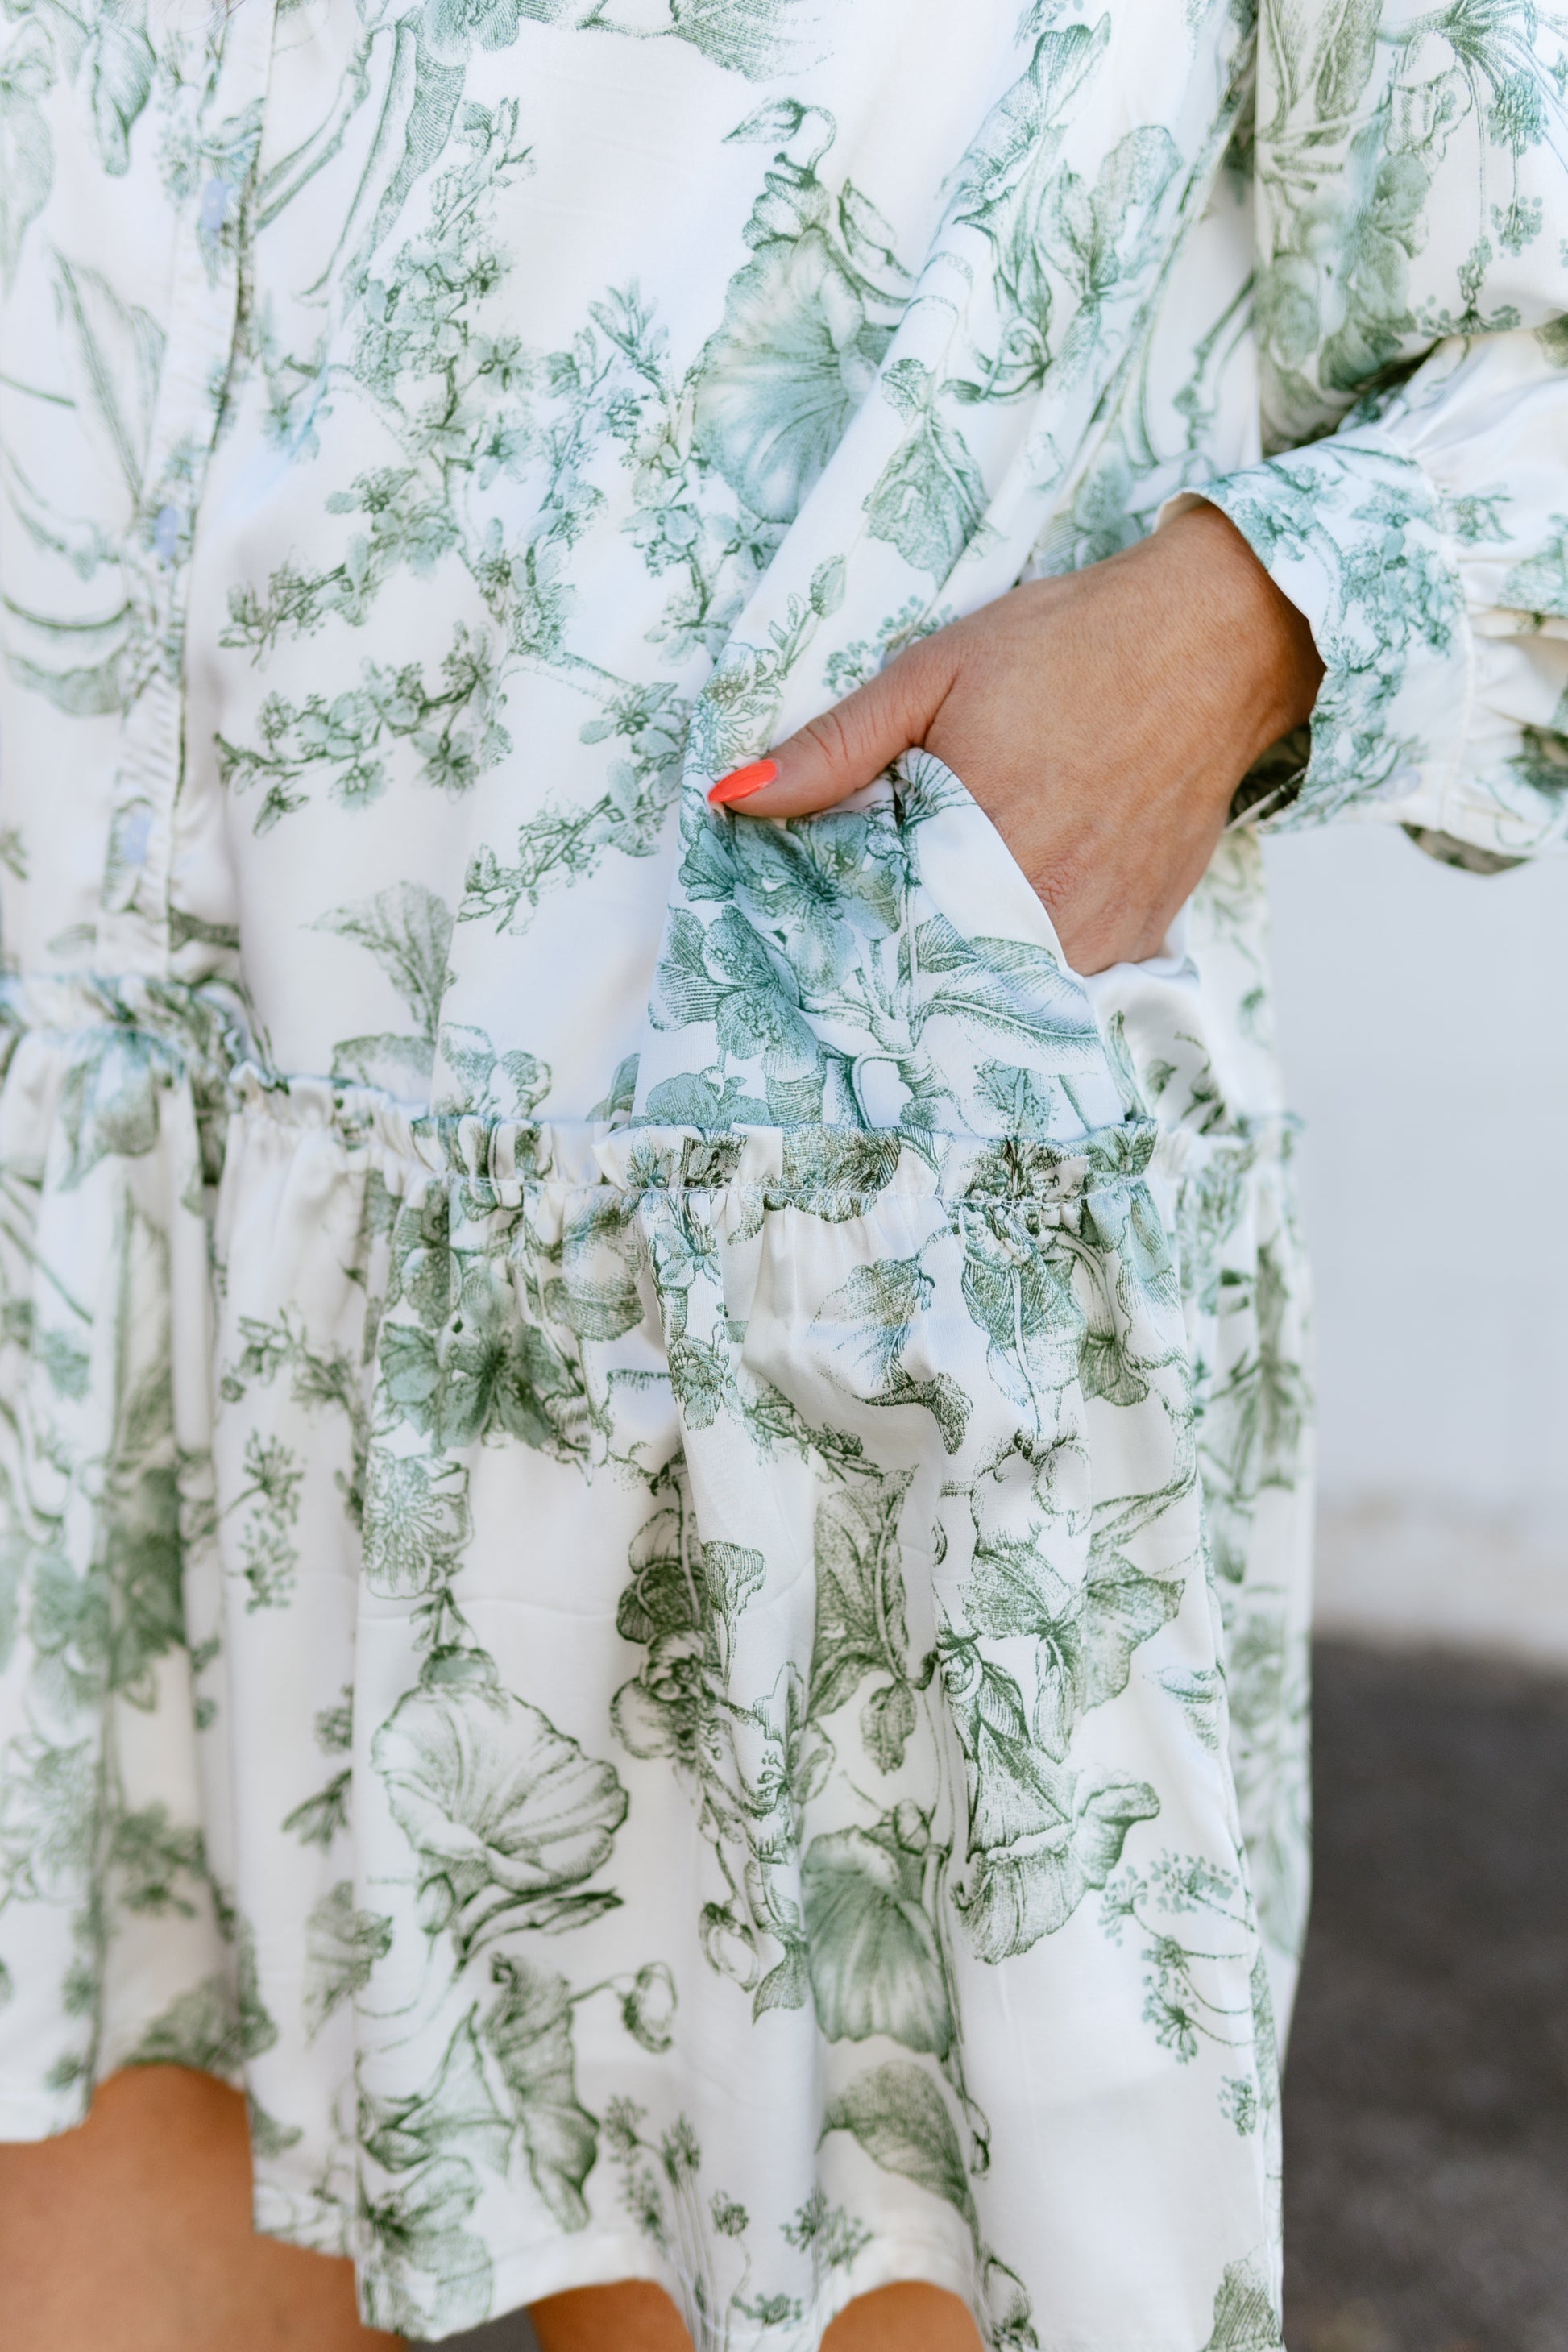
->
[0,2,1564,2346]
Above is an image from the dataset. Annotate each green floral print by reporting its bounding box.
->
[2,0,1566,2345]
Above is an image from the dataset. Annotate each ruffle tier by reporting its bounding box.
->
[0,976,1300,2350]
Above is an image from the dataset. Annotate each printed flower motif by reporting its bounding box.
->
[22,0,1566,2324]
[361,1449,471,1597]
[958,1210,1084,1426]
[693,229,890,524]
[372,1664,628,1960]
[361,2010,514,2184]
[423,0,527,66]
[0,1726,97,1904]
[702,806,907,998]
[620,1960,678,2054]
[378,1257,583,1456]
[359,2153,492,2338]
[612,1627,715,1768]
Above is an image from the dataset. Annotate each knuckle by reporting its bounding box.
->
[799,701,859,777]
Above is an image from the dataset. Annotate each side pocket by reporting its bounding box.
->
[894,749,1129,1140]
[898,748,1212,1135]
[895,748,1068,964]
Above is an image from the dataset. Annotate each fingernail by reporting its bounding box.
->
[707,758,778,807]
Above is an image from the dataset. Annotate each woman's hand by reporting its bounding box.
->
[707,501,1324,974]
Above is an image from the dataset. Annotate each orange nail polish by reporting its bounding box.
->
[707,758,778,807]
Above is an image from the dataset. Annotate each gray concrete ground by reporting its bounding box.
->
[420,2315,538,2350]
[416,1641,1568,2350]
[1284,1642,1568,2352]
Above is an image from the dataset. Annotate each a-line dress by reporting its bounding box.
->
[1,1,1566,2343]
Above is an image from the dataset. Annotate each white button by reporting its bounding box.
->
[153,504,181,562]
[200,176,230,237]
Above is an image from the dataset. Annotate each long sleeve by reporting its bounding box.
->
[1195,4,1568,865]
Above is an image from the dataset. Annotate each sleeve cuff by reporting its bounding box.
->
[1171,431,1474,835]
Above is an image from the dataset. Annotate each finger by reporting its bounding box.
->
[707,639,950,819]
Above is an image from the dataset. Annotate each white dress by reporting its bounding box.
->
[0,0,1565,2342]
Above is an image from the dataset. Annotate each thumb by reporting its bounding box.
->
[707,637,951,819]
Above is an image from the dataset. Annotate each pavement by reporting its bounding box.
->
[415,1641,1568,2350]
[1284,1641,1568,2352]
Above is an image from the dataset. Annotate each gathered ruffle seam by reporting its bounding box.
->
[0,980,1294,1210]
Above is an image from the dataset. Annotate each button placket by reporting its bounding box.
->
[94,0,280,980]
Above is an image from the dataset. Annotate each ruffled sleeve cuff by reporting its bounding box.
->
[1178,334,1568,866]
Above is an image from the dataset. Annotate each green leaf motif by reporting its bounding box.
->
[724,96,811,147]
[703,1540,766,1620]
[861,1676,917,1773]
[821,2060,975,2230]
[52,256,164,508]
[282,1766,351,1848]
[0,24,53,290]
[247,2093,304,2161]
[1313,0,1381,122]
[968,1526,1180,1759]
[864,362,987,577]
[363,2010,513,2180]
[1048,123,1180,301]
[660,0,821,81]
[378,1259,580,1457]
[802,1829,953,2057]
[302,1881,393,2039]
[125,1977,247,2076]
[949,19,1111,235]
[809,1474,912,1731]
[778,1130,905,1219]
[958,1212,1082,1423]
[85,8,155,176]
[126,1920,280,2076]
[542,1190,645,1346]
[483,1952,599,2232]
[906,919,1101,1063]
[812,1259,928,1388]
[973,1059,1063,1139]
[315,882,454,1088]
[1201,2257,1283,2351]
[940,1638,1159,1960]
[55,1028,162,1189]
[360,2153,493,2338]
[1501,516,1568,621]
[653,905,816,1070]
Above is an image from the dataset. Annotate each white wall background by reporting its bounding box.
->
[1264,827,1568,1662]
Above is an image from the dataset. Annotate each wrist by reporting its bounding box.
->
[1156,500,1325,763]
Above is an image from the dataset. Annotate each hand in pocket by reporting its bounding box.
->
[708,503,1322,975]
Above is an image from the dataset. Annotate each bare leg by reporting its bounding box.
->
[529,2283,691,2352]
[823,2284,984,2350]
[0,2069,981,2352]
[529,2279,983,2352]
[0,2065,396,2352]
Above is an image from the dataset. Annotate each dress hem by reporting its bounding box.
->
[385,2223,1280,2352]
